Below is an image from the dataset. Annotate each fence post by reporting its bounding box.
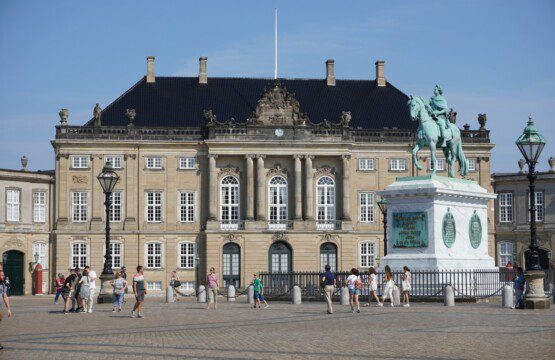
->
[444,285,455,306]
[502,285,513,308]
[247,284,254,304]
[197,285,206,303]
[166,286,174,303]
[340,286,349,305]
[227,285,236,302]
[292,285,302,305]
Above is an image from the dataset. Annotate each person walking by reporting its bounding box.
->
[84,266,97,313]
[62,268,77,314]
[401,266,411,307]
[110,272,127,312]
[206,267,219,310]
[0,270,13,351]
[346,268,361,313]
[513,266,526,309]
[132,265,146,318]
[78,269,92,313]
[54,273,65,304]
[321,265,336,314]
[170,271,181,302]
[382,266,395,307]
[121,266,128,302]
[252,274,269,309]
[367,267,382,306]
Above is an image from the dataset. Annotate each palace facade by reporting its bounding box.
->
[50,57,494,292]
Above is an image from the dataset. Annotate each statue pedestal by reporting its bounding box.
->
[97,272,114,304]
[377,175,496,271]
[523,270,551,309]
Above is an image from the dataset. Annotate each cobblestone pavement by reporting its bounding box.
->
[0,296,553,360]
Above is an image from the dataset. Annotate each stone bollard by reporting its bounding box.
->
[502,285,513,308]
[247,285,254,304]
[444,285,455,306]
[340,286,349,305]
[197,285,206,303]
[292,285,302,305]
[166,286,174,303]
[227,285,236,302]
[392,285,401,306]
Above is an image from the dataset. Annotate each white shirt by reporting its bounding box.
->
[88,270,97,289]
[347,274,358,290]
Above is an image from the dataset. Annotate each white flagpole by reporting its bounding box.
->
[274,8,278,80]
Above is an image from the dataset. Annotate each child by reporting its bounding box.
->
[252,274,269,309]
[401,266,411,307]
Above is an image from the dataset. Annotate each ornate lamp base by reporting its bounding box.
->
[523,270,551,309]
[97,272,114,304]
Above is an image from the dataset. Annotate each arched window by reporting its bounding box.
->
[316,176,336,230]
[269,241,292,273]
[320,242,337,272]
[222,243,241,287]
[220,175,240,230]
[268,176,288,230]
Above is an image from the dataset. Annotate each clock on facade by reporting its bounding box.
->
[275,128,284,137]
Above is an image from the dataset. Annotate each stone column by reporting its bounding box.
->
[256,155,266,221]
[208,154,218,220]
[293,155,303,220]
[245,155,255,220]
[305,155,314,220]
[342,154,351,221]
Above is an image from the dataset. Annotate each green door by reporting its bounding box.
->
[2,250,25,295]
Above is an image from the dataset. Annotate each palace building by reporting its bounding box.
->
[50,56,494,292]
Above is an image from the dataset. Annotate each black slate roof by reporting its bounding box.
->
[86,76,414,129]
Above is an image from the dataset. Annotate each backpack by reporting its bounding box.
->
[355,276,363,290]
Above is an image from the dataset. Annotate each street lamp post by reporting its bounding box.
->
[515,116,550,309]
[377,198,388,257]
[96,161,120,303]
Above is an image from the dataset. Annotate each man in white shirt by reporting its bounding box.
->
[84,266,97,313]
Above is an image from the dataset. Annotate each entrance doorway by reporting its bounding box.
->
[2,250,25,295]
[222,243,240,288]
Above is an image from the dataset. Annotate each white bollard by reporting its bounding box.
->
[227,285,236,302]
[502,285,513,308]
[392,285,401,306]
[247,285,254,304]
[444,285,455,306]
[166,286,174,303]
[292,285,302,305]
[197,285,206,303]
[340,286,349,305]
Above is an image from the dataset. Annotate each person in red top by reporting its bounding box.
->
[54,273,65,304]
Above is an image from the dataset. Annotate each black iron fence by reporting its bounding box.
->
[258,269,554,300]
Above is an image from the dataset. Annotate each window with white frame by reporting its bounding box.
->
[147,281,162,291]
[6,189,20,222]
[33,242,47,268]
[179,192,195,222]
[179,242,195,269]
[71,192,88,222]
[359,241,376,267]
[428,158,445,171]
[358,158,375,171]
[71,242,88,269]
[317,176,336,225]
[146,192,162,222]
[33,191,46,223]
[268,176,288,225]
[498,241,514,267]
[220,176,240,223]
[529,191,544,222]
[110,242,122,269]
[146,242,162,269]
[499,193,513,223]
[389,158,407,171]
[359,192,375,222]
[146,157,162,169]
[467,158,477,172]
[71,156,89,169]
[178,281,195,291]
[109,191,122,222]
[179,157,196,170]
[105,155,123,169]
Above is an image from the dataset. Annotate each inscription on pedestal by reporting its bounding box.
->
[469,210,482,249]
[442,208,456,248]
[392,211,428,248]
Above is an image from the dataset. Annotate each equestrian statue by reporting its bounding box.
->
[408,85,468,178]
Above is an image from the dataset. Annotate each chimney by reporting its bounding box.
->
[21,155,28,171]
[326,59,335,86]
[146,56,155,83]
[375,60,386,87]
[199,56,208,84]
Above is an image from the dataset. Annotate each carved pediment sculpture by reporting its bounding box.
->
[314,166,335,177]
[268,163,287,177]
[219,164,240,177]
[248,80,308,126]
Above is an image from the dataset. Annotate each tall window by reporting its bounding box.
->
[71,242,88,269]
[428,158,445,171]
[320,242,338,272]
[105,155,123,169]
[179,242,195,269]
[109,192,122,222]
[359,192,375,222]
[268,176,288,229]
[146,192,162,222]
[110,242,122,269]
[532,192,544,222]
[316,176,335,229]
[220,176,240,228]
[389,159,406,171]
[146,157,162,169]
[6,189,20,222]
[71,156,89,169]
[71,192,88,222]
[33,242,47,268]
[179,192,195,222]
[358,158,375,171]
[33,191,47,223]
[146,242,162,269]
[359,241,375,268]
[467,158,477,172]
[179,157,196,169]
[499,193,513,223]
[498,241,514,267]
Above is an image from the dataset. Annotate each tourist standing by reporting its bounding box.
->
[513,266,526,309]
[321,265,336,314]
[367,267,381,306]
[346,268,361,313]
[54,273,65,304]
[401,266,411,307]
[78,269,92,313]
[84,266,97,313]
[252,274,269,309]
[62,269,77,314]
[170,271,181,302]
[73,268,83,312]
[110,272,127,312]
[132,265,146,318]
[206,267,219,310]
[382,266,395,307]
[121,266,128,302]
[0,270,13,351]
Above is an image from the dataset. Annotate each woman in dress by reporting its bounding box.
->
[401,266,411,307]
[110,272,127,312]
[382,265,395,307]
[78,269,91,313]
[206,267,219,310]
[367,267,382,306]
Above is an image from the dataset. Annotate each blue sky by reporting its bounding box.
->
[0,0,554,172]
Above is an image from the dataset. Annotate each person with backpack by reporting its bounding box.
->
[346,268,362,313]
